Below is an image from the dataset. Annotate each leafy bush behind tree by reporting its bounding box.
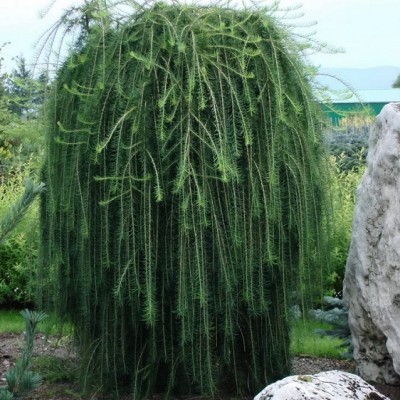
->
[0,164,43,306]
[325,128,369,172]
[325,107,372,173]
[327,157,365,296]
[0,118,44,308]
[0,120,44,179]
[0,46,45,307]
[323,109,372,295]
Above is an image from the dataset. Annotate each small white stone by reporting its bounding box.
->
[254,370,389,400]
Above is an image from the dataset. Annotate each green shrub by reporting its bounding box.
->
[327,156,365,296]
[0,120,44,178]
[0,172,41,306]
[0,234,38,305]
[325,129,369,172]
[322,109,372,296]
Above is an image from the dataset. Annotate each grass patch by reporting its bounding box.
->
[0,309,25,333]
[291,318,345,359]
[1,310,345,361]
[0,309,72,335]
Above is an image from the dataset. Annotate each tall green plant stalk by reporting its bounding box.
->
[40,1,332,397]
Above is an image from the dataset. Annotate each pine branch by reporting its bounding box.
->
[0,179,45,244]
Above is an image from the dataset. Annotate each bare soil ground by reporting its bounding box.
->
[1,332,399,399]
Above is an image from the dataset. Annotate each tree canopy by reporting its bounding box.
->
[6,56,48,118]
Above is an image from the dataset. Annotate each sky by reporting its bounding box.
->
[1,0,400,73]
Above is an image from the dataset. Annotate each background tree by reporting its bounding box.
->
[0,43,11,132]
[0,43,12,179]
[40,2,332,398]
[392,73,400,88]
[0,53,48,177]
[7,56,48,119]
[7,56,32,117]
[31,71,49,111]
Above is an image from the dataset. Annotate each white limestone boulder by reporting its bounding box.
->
[254,370,388,400]
[344,103,400,384]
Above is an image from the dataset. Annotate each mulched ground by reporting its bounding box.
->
[1,332,400,399]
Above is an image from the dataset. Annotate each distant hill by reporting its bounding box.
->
[316,66,400,90]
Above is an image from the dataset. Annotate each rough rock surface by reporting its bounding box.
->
[344,102,400,384]
[254,370,388,400]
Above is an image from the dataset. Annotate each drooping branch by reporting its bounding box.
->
[0,179,45,244]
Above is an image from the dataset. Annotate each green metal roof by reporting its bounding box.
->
[321,89,400,126]
[328,89,400,104]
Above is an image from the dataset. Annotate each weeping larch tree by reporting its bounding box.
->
[40,0,331,397]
